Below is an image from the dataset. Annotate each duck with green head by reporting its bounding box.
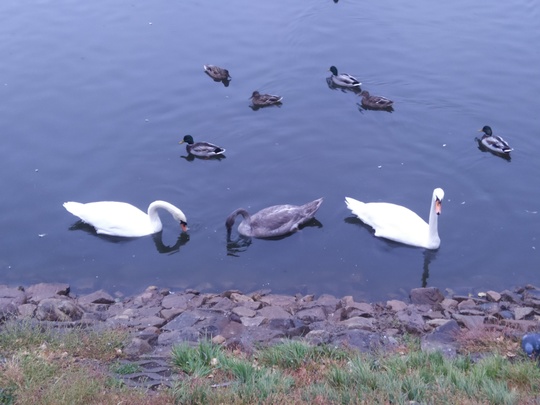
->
[477,125,513,155]
[179,135,226,158]
[328,66,361,88]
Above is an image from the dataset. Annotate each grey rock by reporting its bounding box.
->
[207,297,235,312]
[124,337,153,357]
[17,303,37,318]
[229,293,253,303]
[410,287,444,306]
[514,306,534,320]
[78,290,115,305]
[500,290,522,304]
[220,321,246,340]
[158,328,199,345]
[232,306,257,318]
[0,286,27,306]
[240,316,265,327]
[161,293,192,310]
[421,319,460,358]
[313,294,340,313]
[387,300,408,312]
[332,330,381,352]
[440,298,458,311]
[36,298,83,322]
[339,316,375,331]
[161,311,203,332]
[259,294,297,310]
[486,290,502,302]
[457,299,477,311]
[27,283,69,303]
[130,316,167,329]
[396,309,426,334]
[523,290,540,308]
[305,329,332,345]
[295,306,327,323]
[160,307,184,321]
[258,306,294,330]
[0,299,18,320]
[452,314,484,330]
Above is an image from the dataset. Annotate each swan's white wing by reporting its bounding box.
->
[345,198,429,247]
[64,201,153,237]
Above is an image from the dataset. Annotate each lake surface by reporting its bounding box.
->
[1,1,539,301]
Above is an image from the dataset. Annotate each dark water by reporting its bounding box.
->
[1,1,539,301]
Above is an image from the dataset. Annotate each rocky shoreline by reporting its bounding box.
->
[1,283,540,388]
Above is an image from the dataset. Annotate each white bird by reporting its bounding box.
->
[345,188,444,249]
[63,200,188,238]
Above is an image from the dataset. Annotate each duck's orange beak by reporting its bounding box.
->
[435,199,442,215]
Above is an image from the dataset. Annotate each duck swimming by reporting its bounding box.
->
[179,135,226,158]
[477,125,513,155]
[359,91,394,110]
[63,200,188,238]
[250,91,283,107]
[345,188,444,250]
[328,66,361,88]
[226,198,323,238]
[203,65,231,81]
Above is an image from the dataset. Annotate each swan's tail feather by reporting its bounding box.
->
[63,201,85,217]
[344,197,366,218]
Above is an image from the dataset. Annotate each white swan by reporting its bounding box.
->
[63,200,188,238]
[345,188,444,249]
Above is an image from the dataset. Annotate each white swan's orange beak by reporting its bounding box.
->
[435,199,442,215]
[181,222,188,232]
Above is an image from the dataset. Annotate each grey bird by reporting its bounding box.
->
[522,333,540,358]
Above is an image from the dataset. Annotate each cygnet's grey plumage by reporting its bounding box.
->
[225,198,323,238]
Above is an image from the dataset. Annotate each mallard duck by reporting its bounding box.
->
[179,135,226,157]
[250,91,283,107]
[203,65,231,81]
[359,91,394,110]
[477,125,513,154]
[345,188,444,250]
[226,198,323,238]
[64,200,188,237]
[328,66,361,88]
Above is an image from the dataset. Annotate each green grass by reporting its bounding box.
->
[3,319,540,404]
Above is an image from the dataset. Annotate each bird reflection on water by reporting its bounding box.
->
[226,218,323,257]
[68,221,190,254]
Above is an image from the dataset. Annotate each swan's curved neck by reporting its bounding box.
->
[226,208,251,230]
[148,201,185,233]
